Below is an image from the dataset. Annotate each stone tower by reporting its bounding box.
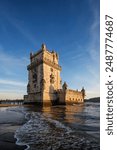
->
[24,44,85,105]
[24,44,62,105]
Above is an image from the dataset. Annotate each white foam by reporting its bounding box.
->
[15,111,73,149]
[46,116,72,133]
[14,110,99,150]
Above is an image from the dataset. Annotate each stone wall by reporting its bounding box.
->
[56,89,84,105]
[65,89,83,103]
[24,93,42,104]
[56,89,65,104]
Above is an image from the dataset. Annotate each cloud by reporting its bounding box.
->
[0,91,24,100]
[83,2,100,98]
[1,10,38,46]
[0,48,29,77]
[86,89,100,99]
[88,4,100,62]
[0,79,27,99]
[0,47,28,99]
[0,48,28,66]
[0,79,26,87]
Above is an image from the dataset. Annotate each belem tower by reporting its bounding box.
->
[24,44,85,105]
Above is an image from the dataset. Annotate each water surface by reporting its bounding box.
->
[8,102,100,150]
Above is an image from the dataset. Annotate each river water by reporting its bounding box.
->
[12,102,99,150]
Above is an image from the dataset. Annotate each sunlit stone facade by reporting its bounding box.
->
[24,44,85,105]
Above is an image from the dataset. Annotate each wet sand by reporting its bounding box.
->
[0,106,27,150]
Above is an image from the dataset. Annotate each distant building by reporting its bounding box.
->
[24,44,85,105]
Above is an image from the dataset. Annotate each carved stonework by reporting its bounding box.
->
[50,68,53,72]
[50,74,55,84]
[60,79,62,85]
[42,44,46,51]
[56,53,59,60]
[30,52,33,62]
[81,87,85,99]
[43,58,61,70]
[62,82,68,91]
[32,68,37,83]
[27,83,30,93]
[40,79,46,91]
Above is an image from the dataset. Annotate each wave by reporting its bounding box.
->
[15,111,99,150]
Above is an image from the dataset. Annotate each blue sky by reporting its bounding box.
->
[0,0,100,99]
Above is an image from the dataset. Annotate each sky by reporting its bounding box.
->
[0,0,100,99]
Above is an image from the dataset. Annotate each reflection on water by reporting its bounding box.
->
[42,103,99,137]
[14,102,100,150]
[42,104,85,123]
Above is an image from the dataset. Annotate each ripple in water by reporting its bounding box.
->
[15,108,100,150]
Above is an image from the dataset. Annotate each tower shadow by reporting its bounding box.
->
[49,84,59,105]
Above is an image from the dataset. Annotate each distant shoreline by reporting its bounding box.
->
[85,97,100,103]
[0,97,100,107]
[0,104,22,107]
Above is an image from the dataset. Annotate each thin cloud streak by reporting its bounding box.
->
[0,46,27,99]
[1,10,38,47]
[0,92,24,100]
[0,48,28,78]
[88,4,100,62]
[0,50,29,67]
[83,1,100,98]
[0,79,26,87]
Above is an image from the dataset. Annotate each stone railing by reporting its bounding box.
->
[43,57,61,70]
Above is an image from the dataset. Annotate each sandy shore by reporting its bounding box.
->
[0,106,27,150]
